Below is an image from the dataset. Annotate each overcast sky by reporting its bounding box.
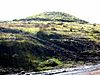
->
[0,0,100,23]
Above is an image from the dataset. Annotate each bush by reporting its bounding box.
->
[93,23,96,26]
[92,30,99,33]
[40,58,62,67]
[51,28,57,31]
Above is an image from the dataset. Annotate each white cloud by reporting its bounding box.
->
[0,0,100,23]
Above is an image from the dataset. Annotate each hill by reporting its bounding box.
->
[13,12,89,24]
[0,12,100,74]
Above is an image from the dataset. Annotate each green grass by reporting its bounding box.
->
[15,27,40,34]
[0,21,100,73]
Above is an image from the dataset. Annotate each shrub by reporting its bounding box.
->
[93,23,96,26]
[51,28,57,31]
[92,30,99,33]
[44,58,62,67]
[70,28,73,32]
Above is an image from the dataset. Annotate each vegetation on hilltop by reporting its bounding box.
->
[13,12,89,24]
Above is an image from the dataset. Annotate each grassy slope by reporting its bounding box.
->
[0,22,100,74]
[0,12,100,74]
